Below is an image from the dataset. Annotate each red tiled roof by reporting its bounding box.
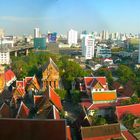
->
[34,95,44,106]
[16,81,25,88]
[66,126,72,140]
[17,88,25,96]
[5,69,16,86]
[82,134,122,140]
[121,130,137,140]
[0,103,11,118]
[123,81,134,97]
[32,76,40,90]
[53,105,60,120]
[116,104,140,120]
[24,77,33,85]
[113,82,122,90]
[88,103,116,110]
[81,123,122,140]
[84,77,108,90]
[49,86,62,111]
[16,76,40,91]
[80,101,93,109]
[16,102,29,118]
[0,119,66,140]
[84,77,93,87]
[95,77,107,87]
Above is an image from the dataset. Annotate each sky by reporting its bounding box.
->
[0,0,140,35]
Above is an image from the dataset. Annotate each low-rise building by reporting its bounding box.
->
[96,45,111,58]
[0,48,10,65]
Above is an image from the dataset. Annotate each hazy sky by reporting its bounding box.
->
[0,0,140,35]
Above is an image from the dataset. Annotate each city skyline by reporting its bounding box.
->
[0,0,140,35]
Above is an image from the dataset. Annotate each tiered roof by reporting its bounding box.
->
[84,77,108,90]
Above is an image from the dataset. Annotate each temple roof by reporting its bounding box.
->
[42,58,59,72]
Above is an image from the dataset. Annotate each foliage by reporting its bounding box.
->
[61,60,89,90]
[71,90,81,104]
[55,89,67,100]
[120,96,140,106]
[95,67,114,87]
[11,53,88,92]
[134,69,140,97]
[92,116,107,126]
[11,52,58,80]
[111,47,123,52]
[116,65,136,85]
[122,114,136,129]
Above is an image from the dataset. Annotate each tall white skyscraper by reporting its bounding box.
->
[102,30,109,40]
[67,29,78,46]
[0,28,4,38]
[34,28,40,38]
[82,34,95,60]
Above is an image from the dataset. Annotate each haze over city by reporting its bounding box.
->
[0,0,140,35]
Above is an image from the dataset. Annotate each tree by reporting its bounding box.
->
[62,61,89,90]
[95,67,113,88]
[71,90,81,104]
[92,116,107,126]
[122,113,136,129]
[55,89,67,100]
[116,65,136,85]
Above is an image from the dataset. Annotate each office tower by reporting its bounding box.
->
[67,29,78,46]
[82,34,95,60]
[48,32,57,43]
[34,38,46,50]
[102,30,109,40]
[34,28,40,38]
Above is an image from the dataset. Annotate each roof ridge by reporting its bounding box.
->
[116,103,140,108]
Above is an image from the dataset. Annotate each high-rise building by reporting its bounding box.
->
[34,38,46,50]
[48,32,57,43]
[67,29,78,46]
[0,29,4,38]
[34,28,40,38]
[102,30,109,40]
[82,34,95,60]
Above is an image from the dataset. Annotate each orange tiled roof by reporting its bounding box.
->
[93,91,117,101]
[66,126,72,140]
